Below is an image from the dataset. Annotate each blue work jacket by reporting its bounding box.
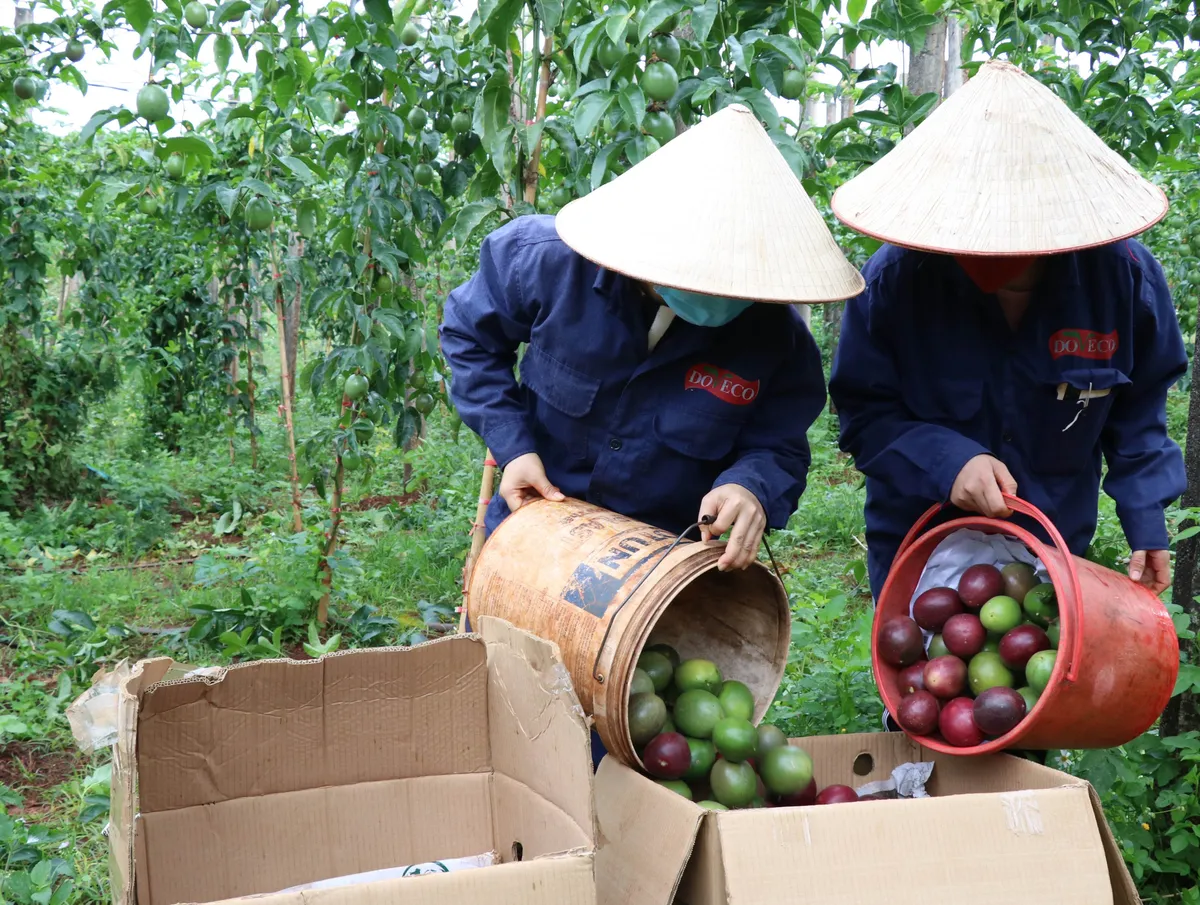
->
[829,241,1187,600]
[440,215,827,538]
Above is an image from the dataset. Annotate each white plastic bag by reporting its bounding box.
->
[277,852,498,893]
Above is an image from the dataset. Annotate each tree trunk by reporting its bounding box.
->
[56,275,69,323]
[944,17,964,97]
[906,17,948,132]
[803,97,816,128]
[1161,341,1200,736]
[795,304,812,329]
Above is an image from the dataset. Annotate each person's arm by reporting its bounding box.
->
[439,219,539,469]
[829,281,992,505]
[1101,252,1187,591]
[700,317,825,570]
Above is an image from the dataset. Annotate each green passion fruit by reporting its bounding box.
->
[637,650,674,692]
[681,737,717,783]
[673,689,723,739]
[675,658,722,694]
[717,680,754,722]
[628,692,668,747]
[136,83,170,121]
[631,668,655,697]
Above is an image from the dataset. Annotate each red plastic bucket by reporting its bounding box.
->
[874,494,1179,754]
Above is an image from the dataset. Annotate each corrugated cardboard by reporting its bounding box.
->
[110,618,596,905]
[596,732,1139,905]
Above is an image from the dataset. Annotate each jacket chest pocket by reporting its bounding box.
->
[1020,367,1128,475]
[654,405,741,464]
[519,345,601,461]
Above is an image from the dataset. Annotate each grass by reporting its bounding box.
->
[0,339,1193,905]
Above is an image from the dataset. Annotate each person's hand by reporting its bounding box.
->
[950,455,1018,518]
[1129,550,1171,594]
[498,453,565,512]
[699,484,767,572]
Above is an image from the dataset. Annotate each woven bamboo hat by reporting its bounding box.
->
[831,60,1168,255]
[554,103,864,303]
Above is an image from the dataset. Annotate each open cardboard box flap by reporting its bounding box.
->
[110,617,596,905]
[596,732,1138,905]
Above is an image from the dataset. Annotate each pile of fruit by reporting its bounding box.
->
[629,643,859,809]
[879,561,1060,747]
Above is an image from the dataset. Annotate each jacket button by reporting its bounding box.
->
[609,438,623,451]
[1003,431,1013,443]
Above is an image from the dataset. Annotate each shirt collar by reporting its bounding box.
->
[934,250,1083,295]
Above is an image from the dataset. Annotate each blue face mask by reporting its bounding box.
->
[654,286,753,328]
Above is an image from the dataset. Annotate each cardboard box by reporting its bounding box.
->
[596,732,1140,905]
[109,618,596,905]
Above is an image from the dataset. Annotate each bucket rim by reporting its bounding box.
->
[873,514,1079,757]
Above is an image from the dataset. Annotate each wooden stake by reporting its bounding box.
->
[459,450,498,633]
[522,36,555,205]
[269,230,305,534]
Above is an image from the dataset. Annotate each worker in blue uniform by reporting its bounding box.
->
[442,104,864,768]
[829,60,1185,610]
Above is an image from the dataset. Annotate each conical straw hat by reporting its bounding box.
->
[831,61,1167,256]
[554,104,864,303]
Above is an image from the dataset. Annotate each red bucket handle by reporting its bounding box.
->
[896,494,1083,683]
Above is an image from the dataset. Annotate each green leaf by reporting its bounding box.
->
[123,0,153,33]
[605,10,633,45]
[214,34,234,72]
[450,200,501,246]
[847,0,867,24]
[904,91,939,125]
[79,109,122,144]
[479,0,523,47]
[215,184,239,217]
[573,91,614,140]
[239,176,276,199]
[1173,525,1200,544]
[618,83,646,129]
[727,35,749,73]
[1172,663,1200,697]
[690,0,720,42]
[278,155,318,183]
[638,0,685,41]
[216,0,250,22]
[475,70,514,177]
[363,0,392,26]
[568,18,608,74]
[308,16,331,51]
[162,135,215,162]
[793,9,823,48]
[762,34,807,72]
[1170,834,1191,854]
[534,0,562,32]
[854,110,897,127]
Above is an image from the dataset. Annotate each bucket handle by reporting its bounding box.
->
[591,517,787,684]
[896,494,1083,683]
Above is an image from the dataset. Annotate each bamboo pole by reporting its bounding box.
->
[459,449,498,633]
[269,230,305,534]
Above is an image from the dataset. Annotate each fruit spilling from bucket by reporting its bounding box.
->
[880,561,1061,748]
[629,643,855,808]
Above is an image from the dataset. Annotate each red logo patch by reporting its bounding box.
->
[684,364,760,405]
[1049,329,1119,361]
